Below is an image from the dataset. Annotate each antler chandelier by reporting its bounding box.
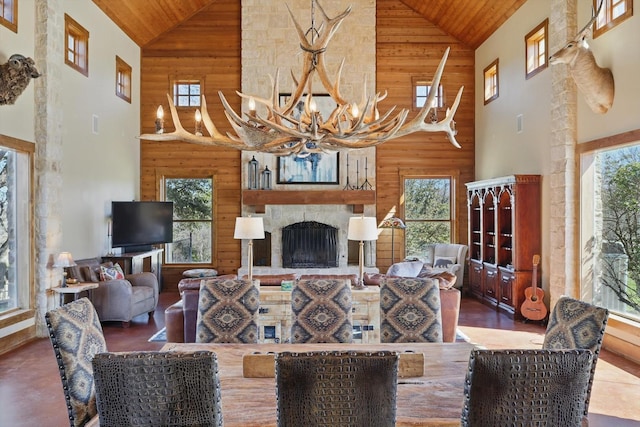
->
[139,1,464,156]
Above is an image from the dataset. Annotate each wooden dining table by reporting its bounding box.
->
[161,341,477,426]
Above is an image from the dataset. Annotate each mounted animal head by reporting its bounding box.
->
[0,54,42,105]
[548,0,614,114]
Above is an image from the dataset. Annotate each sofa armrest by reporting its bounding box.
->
[91,279,133,321]
[126,272,159,308]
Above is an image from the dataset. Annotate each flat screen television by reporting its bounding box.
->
[111,201,173,252]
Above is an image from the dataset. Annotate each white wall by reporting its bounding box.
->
[0,1,37,141]
[1,2,139,257]
[60,1,140,258]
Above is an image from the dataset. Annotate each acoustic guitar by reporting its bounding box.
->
[521,255,547,321]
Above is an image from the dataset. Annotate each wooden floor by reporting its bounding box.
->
[1,291,639,426]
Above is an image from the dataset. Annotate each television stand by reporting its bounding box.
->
[102,249,164,290]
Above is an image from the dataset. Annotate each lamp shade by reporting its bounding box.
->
[380,216,406,229]
[347,217,378,241]
[234,217,265,240]
[54,252,76,268]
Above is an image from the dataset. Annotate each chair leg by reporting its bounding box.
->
[121,321,130,328]
[148,310,155,317]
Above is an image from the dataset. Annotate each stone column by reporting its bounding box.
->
[548,0,578,307]
[34,0,64,335]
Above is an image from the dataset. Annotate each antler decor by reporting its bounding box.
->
[139,0,464,155]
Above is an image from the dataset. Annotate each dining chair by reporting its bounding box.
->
[92,351,223,427]
[45,297,106,427]
[461,348,594,426]
[380,277,443,342]
[290,278,353,343]
[275,350,399,427]
[195,277,260,343]
[543,295,609,416]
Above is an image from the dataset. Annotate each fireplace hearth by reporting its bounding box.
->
[282,221,338,268]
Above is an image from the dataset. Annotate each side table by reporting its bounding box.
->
[52,282,99,306]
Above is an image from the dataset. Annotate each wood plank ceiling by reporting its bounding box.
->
[92,0,528,49]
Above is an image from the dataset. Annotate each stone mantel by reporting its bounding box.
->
[242,190,376,214]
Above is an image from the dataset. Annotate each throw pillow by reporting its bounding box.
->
[432,256,457,268]
[386,260,424,277]
[100,264,125,281]
[80,265,99,283]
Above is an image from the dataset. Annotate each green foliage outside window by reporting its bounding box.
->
[404,177,452,259]
[165,178,212,263]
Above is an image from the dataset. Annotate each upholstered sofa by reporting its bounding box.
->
[69,258,159,327]
[165,272,461,343]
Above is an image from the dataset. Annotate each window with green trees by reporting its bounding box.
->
[582,143,640,321]
[164,177,213,264]
[404,176,453,259]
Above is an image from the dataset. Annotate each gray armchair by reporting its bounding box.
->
[70,258,159,327]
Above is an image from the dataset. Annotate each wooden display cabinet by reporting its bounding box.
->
[466,175,541,318]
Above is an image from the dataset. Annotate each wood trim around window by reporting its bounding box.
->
[594,0,633,38]
[0,0,18,33]
[64,14,89,77]
[115,56,132,103]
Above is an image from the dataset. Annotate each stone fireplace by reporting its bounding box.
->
[237,1,378,278]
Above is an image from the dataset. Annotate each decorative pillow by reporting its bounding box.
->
[386,260,424,278]
[80,266,99,283]
[432,256,457,268]
[99,264,125,281]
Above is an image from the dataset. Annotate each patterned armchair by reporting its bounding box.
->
[195,278,260,343]
[380,277,443,343]
[276,351,398,427]
[290,278,353,343]
[461,349,594,426]
[45,298,105,427]
[543,296,609,417]
[92,351,223,427]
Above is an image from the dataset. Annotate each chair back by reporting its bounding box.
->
[291,278,353,343]
[380,277,443,342]
[45,297,106,427]
[276,351,398,427]
[196,278,259,343]
[543,295,609,415]
[461,349,594,426]
[92,351,223,427]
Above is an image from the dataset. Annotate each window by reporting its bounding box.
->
[115,56,132,103]
[403,175,456,258]
[0,136,33,317]
[483,59,499,105]
[163,176,213,264]
[412,77,444,111]
[173,80,201,107]
[64,14,89,76]
[594,0,632,38]
[581,141,640,322]
[525,19,548,79]
[0,0,17,32]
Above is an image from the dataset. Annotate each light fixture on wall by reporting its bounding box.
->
[380,216,406,264]
[54,252,77,287]
[347,216,378,289]
[139,0,463,156]
[234,216,265,282]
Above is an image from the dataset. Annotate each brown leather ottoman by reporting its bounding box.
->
[164,299,184,343]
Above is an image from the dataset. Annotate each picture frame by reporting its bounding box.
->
[277,93,339,185]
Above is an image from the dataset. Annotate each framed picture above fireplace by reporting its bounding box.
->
[277,93,339,185]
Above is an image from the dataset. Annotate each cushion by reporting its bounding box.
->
[80,266,99,283]
[432,256,457,268]
[291,279,353,343]
[45,298,107,427]
[386,260,424,278]
[196,279,260,343]
[183,268,218,278]
[99,264,125,281]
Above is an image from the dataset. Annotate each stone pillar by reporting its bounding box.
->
[548,0,578,307]
[34,0,64,335]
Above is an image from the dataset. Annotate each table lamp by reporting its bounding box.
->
[234,216,265,282]
[380,216,406,264]
[347,216,378,289]
[54,252,77,287]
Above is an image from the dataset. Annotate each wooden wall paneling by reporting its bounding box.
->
[140,0,241,278]
[376,0,475,275]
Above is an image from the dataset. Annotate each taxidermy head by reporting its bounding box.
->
[0,54,42,105]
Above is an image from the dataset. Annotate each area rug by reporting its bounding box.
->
[148,327,167,342]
